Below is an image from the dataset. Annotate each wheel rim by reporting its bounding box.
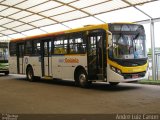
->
[79,74,86,84]
[28,69,32,80]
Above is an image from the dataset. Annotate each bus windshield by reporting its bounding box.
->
[109,24,146,59]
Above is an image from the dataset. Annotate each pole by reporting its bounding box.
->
[150,19,156,80]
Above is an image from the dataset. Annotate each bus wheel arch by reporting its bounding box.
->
[26,65,35,82]
[74,66,90,88]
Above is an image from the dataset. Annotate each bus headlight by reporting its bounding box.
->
[111,66,116,72]
[117,69,121,75]
[110,65,121,75]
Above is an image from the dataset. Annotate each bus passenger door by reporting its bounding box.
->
[42,40,52,77]
[17,43,24,74]
[87,30,106,80]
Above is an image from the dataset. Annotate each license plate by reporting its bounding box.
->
[132,74,139,78]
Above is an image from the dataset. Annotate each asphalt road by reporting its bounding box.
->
[0,74,160,114]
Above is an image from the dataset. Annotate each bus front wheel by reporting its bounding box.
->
[76,70,90,88]
[26,67,35,82]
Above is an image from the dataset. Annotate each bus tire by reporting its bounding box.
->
[26,67,35,82]
[76,69,89,88]
[109,82,119,86]
[4,71,9,75]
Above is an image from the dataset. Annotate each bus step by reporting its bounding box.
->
[42,76,52,80]
[97,74,104,80]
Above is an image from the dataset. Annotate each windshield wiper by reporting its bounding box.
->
[134,33,140,40]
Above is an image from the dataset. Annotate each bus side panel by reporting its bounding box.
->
[52,55,87,80]
[24,56,42,77]
[9,56,17,74]
[52,56,62,78]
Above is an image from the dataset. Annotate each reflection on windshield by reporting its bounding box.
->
[109,34,146,59]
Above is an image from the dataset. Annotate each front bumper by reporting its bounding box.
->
[107,67,149,83]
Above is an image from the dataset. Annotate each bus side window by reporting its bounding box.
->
[54,48,60,54]
[9,42,16,56]
[25,41,33,55]
[54,37,68,55]
[33,41,41,56]
[69,33,86,54]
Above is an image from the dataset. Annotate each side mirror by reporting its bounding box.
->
[106,30,112,49]
[108,34,112,46]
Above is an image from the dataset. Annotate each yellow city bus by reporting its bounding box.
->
[9,23,148,87]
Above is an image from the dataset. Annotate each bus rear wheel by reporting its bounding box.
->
[5,71,9,76]
[76,70,90,88]
[26,67,35,82]
[109,82,119,86]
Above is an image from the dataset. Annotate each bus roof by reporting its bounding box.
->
[10,24,108,42]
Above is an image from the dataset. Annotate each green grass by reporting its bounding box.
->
[138,80,160,85]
